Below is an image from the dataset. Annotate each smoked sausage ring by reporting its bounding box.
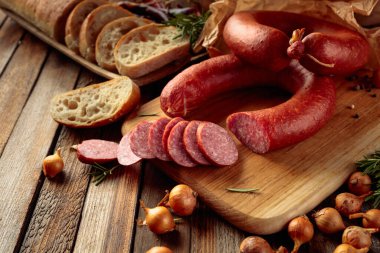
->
[223,11,370,76]
[160,54,336,153]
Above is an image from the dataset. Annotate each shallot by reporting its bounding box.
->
[342,226,378,249]
[335,192,372,217]
[288,216,314,253]
[349,209,380,229]
[312,207,345,234]
[140,200,175,234]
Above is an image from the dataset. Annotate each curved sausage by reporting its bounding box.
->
[160,54,276,117]
[223,11,369,75]
[160,54,336,153]
[227,61,336,153]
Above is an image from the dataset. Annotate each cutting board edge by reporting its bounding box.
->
[156,160,354,235]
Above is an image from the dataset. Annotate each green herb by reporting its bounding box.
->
[89,163,122,186]
[138,113,159,117]
[165,11,210,47]
[356,150,380,208]
[226,188,260,193]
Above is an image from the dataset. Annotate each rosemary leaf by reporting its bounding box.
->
[138,113,159,117]
[164,11,210,48]
[356,150,380,208]
[89,163,122,186]
[226,188,259,193]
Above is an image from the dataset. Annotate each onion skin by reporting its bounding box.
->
[239,236,274,253]
[140,201,175,235]
[335,192,372,217]
[168,184,197,216]
[333,244,369,253]
[349,209,380,229]
[348,172,372,196]
[288,216,314,253]
[342,226,378,249]
[146,246,173,253]
[312,207,345,234]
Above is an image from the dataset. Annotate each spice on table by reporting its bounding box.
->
[352,113,360,119]
[226,188,259,193]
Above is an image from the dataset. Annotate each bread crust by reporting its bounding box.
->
[50,77,141,128]
[65,0,107,53]
[114,24,190,78]
[78,4,132,62]
[131,57,190,86]
[0,0,82,42]
[95,16,152,71]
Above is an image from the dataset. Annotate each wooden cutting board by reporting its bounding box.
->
[121,79,380,235]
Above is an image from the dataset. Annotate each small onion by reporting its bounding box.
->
[335,192,372,217]
[42,147,64,178]
[333,244,369,253]
[312,207,345,234]
[349,209,380,229]
[239,236,288,253]
[347,172,372,196]
[288,215,314,253]
[168,184,197,216]
[140,200,175,235]
[342,226,378,249]
[146,246,173,253]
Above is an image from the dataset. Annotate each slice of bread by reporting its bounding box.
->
[114,23,190,78]
[65,0,107,54]
[79,4,132,62]
[50,77,140,128]
[95,16,152,71]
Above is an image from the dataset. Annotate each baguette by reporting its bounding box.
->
[50,77,140,128]
[65,0,107,53]
[95,16,152,71]
[0,0,82,42]
[79,4,132,62]
[114,23,190,78]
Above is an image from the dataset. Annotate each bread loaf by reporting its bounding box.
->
[79,4,132,62]
[65,0,107,53]
[114,23,190,78]
[50,77,140,128]
[95,16,152,71]
[0,0,82,41]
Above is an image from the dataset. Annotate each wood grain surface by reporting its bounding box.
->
[0,9,379,253]
[121,80,380,235]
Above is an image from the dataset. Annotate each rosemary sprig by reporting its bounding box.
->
[138,113,159,117]
[356,150,380,208]
[226,188,260,193]
[164,11,210,47]
[89,163,122,186]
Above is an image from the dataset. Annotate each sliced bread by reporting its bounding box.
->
[65,0,107,53]
[79,4,132,62]
[114,23,190,78]
[50,77,140,128]
[95,16,152,71]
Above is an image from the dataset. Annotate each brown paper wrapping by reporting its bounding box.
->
[196,0,380,68]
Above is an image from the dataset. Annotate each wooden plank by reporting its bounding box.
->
[133,162,191,253]
[0,51,80,253]
[19,70,102,252]
[73,153,141,253]
[0,34,48,154]
[0,10,6,27]
[190,202,245,253]
[121,81,380,235]
[0,17,25,75]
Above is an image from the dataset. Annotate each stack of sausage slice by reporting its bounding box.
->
[120,117,238,167]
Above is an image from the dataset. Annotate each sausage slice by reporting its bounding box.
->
[197,122,238,166]
[117,133,142,166]
[183,121,210,165]
[167,121,197,167]
[129,121,155,159]
[148,117,171,161]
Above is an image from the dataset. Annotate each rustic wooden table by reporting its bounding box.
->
[0,12,379,253]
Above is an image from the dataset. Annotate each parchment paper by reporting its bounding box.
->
[196,0,380,68]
